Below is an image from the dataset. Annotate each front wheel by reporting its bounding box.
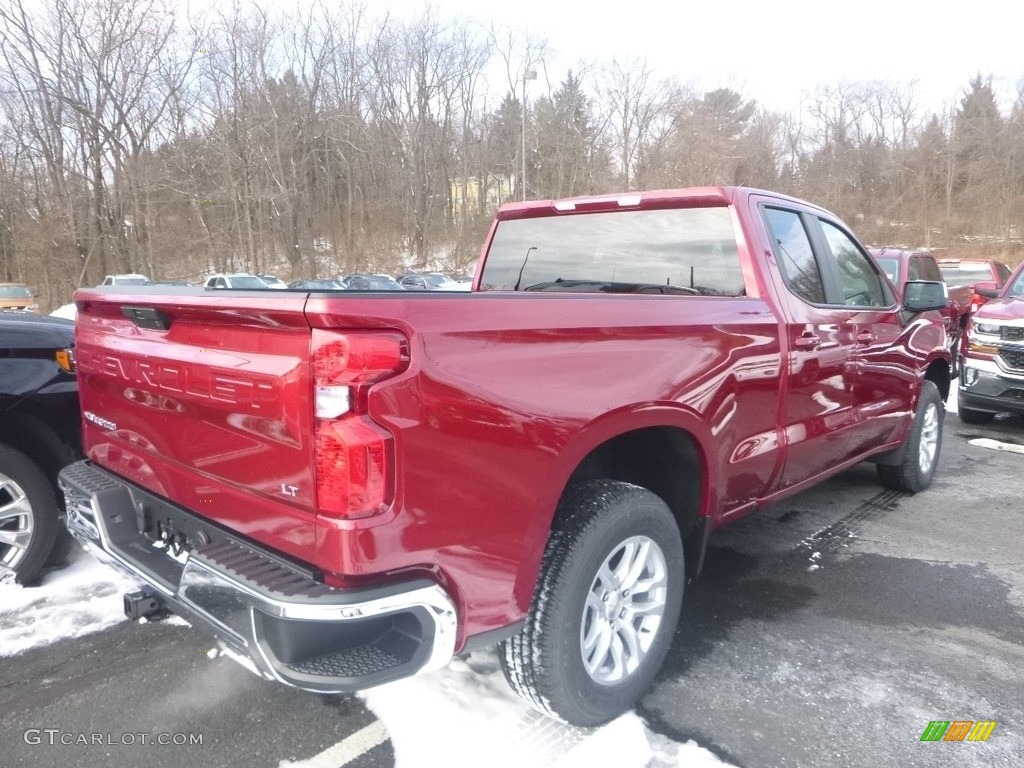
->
[500,480,684,727]
[877,381,944,493]
[958,404,995,425]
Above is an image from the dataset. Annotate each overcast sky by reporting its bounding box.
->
[386,0,1024,115]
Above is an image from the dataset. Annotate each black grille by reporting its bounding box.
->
[1000,348,1024,371]
[1001,327,1024,342]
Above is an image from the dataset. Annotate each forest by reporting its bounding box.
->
[2,0,1023,309]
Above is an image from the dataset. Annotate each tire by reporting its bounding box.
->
[958,404,995,425]
[500,480,684,727]
[0,444,60,585]
[877,381,944,493]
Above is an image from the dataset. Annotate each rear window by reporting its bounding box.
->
[939,263,992,287]
[875,257,899,283]
[0,285,31,298]
[479,207,744,296]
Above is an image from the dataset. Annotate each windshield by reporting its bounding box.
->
[1006,270,1024,298]
[423,274,452,287]
[0,285,31,298]
[939,264,992,287]
[874,258,899,284]
[229,276,268,289]
[367,277,402,289]
[479,207,744,295]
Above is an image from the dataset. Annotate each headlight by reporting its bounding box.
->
[55,347,76,373]
[973,322,1000,335]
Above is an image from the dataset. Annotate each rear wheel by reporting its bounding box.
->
[500,480,684,727]
[877,381,943,493]
[0,444,59,584]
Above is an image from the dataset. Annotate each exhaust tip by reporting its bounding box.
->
[123,590,166,620]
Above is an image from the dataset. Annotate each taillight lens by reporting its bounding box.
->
[312,330,408,519]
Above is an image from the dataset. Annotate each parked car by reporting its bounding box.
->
[288,279,346,290]
[342,274,405,290]
[0,283,40,313]
[63,186,950,727]
[958,260,1024,424]
[870,248,969,374]
[101,274,152,287]
[936,258,1012,312]
[1,313,80,584]
[153,279,192,286]
[259,275,289,290]
[204,274,269,289]
[398,272,465,291]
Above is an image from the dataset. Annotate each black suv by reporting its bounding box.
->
[0,313,80,583]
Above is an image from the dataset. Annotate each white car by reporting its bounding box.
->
[204,274,269,289]
[259,275,289,290]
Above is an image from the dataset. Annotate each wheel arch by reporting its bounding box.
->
[514,406,716,614]
[923,356,951,404]
[0,411,79,498]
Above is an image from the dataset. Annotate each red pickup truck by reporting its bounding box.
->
[60,187,951,726]
[869,248,970,374]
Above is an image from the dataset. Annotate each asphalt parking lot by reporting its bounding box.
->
[642,401,1024,767]
[2,401,1022,767]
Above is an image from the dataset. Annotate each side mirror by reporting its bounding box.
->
[973,280,1000,299]
[903,280,948,312]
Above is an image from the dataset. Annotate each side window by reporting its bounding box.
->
[819,220,888,307]
[908,258,922,281]
[921,257,943,282]
[762,207,827,305]
[998,263,1012,283]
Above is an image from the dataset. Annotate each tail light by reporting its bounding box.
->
[312,330,408,519]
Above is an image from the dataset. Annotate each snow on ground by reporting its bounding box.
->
[351,649,733,768]
[49,303,77,320]
[0,547,135,656]
[4,549,731,767]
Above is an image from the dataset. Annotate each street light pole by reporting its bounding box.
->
[521,69,536,201]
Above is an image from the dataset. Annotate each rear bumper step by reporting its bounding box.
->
[58,460,457,692]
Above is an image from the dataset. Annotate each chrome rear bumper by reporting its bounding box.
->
[58,460,457,692]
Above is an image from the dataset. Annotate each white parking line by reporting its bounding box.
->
[968,437,1024,455]
[288,720,389,768]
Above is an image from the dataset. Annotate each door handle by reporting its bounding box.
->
[794,334,821,350]
[856,331,875,345]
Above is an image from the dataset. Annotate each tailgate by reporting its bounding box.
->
[75,289,317,563]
